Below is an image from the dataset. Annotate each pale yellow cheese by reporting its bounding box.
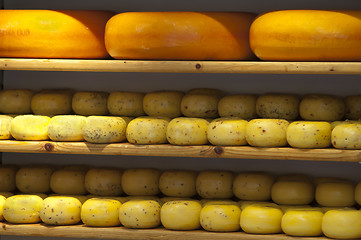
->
[40,196,81,225]
[119,200,161,228]
[332,123,361,149]
[315,181,355,207]
[50,169,87,195]
[84,167,123,196]
[0,165,18,192]
[143,91,184,118]
[218,94,257,119]
[72,91,109,116]
[256,93,300,120]
[0,89,34,114]
[10,115,51,140]
[200,203,241,232]
[271,180,314,205]
[3,195,43,223]
[0,115,13,139]
[207,117,248,146]
[81,198,121,227]
[159,170,197,197]
[196,170,233,199]
[48,115,86,142]
[107,91,145,117]
[16,165,53,193]
[322,209,361,239]
[31,89,73,116]
[121,168,161,196]
[181,93,221,118]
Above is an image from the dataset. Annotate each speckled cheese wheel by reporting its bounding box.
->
[0,195,6,221]
[207,117,248,146]
[84,167,123,196]
[345,95,361,120]
[107,91,145,117]
[286,121,332,148]
[218,94,257,119]
[196,171,233,199]
[159,170,197,197]
[271,180,314,205]
[200,203,241,232]
[0,89,34,114]
[126,116,170,144]
[161,200,202,230]
[121,168,161,196]
[322,209,361,239]
[48,115,86,142]
[3,195,43,223]
[332,123,361,149]
[256,93,299,120]
[40,196,81,225]
[31,90,73,116]
[10,115,50,140]
[119,200,161,229]
[245,118,289,147]
[233,172,275,201]
[355,182,361,205]
[72,91,109,116]
[81,198,121,227]
[166,117,209,145]
[0,165,17,192]
[50,169,87,195]
[143,91,184,118]
[315,181,355,207]
[181,93,220,118]
[0,115,13,139]
[16,165,53,193]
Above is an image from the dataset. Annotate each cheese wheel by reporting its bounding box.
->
[72,91,109,116]
[31,90,73,116]
[3,195,43,223]
[181,93,220,118]
[0,195,6,221]
[107,91,145,117]
[159,170,197,197]
[81,198,121,227]
[0,10,113,58]
[105,12,256,60]
[345,95,361,120]
[196,170,233,199]
[200,203,241,232]
[161,200,202,230]
[126,116,170,144]
[322,209,361,239]
[16,165,53,193]
[0,115,13,139]
[256,93,299,120]
[271,180,314,205]
[332,123,361,149]
[48,115,86,142]
[84,168,123,196]
[250,10,361,61]
[50,169,87,195]
[143,91,184,118]
[315,181,355,207]
[0,165,17,192]
[287,121,332,148]
[218,94,257,119]
[0,89,34,114]
[10,115,50,140]
[207,117,248,146]
[121,168,161,196]
[40,196,81,225]
[119,200,161,229]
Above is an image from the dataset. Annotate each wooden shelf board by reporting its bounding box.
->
[0,223,329,240]
[0,140,360,162]
[1,58,361,74]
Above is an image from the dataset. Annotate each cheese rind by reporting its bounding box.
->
[3,195,43,223]
[81,198,121,227]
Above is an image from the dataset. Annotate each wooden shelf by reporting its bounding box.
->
[1,58,361,74]
[0,223,329,240]
[0,140,360,162]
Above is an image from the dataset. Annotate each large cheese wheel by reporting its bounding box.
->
[250,10,361,61]
[121,168,161,196]
[322,209,361,239]
[159,170,197,197]
[50,169,88,195]
[81,198,121,227]
[31,90,73,116]
[84,167,123,196]
[196,170,233,199]
[105,12,256,60]
[10,115,51,140]
[0,10,114,58]
[256,93,299,120]
[16,165,53,193]
[143,91,184,118]
[48,115,87,142]
[0,89,34,114]
[3,195,43,224]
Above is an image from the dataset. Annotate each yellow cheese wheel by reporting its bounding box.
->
[3,195,43,223]
[315,181,355,207]
[143,91,184,118]
[0,165,17,192]
[332,123,361,149]
[0,89,34,114]
[16,165,53,193]
[81,198,121,227]
[50,169,87,195]
[31,90,73,116]
[0,115,13,139]
[200,203,241,232]
[256,93,299,120]
[196,170,233,199]
[72,91,109,116]
[105,12,256,60]
[40,196,81,225]
[345,95,361,120]
[159,170,197,197]
[121,168,161,196]
[48,115,86,142]
[161,200,202,230]
[181,93,221,118]
[271,180,314,205]
[0,195,6,221]
[250,10,361,61]
[10,115,50,140]
[107,91,145,117]
[0,10,113,58]
[207,117,248,146]
[84,167,123,196]
[218,94,257,119]
[322,209,361,239]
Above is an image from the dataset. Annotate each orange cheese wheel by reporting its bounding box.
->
[0,10,114,59]
[105,12,256,60]
[250,10,361,61]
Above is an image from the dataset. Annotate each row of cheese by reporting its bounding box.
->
[1,89,360,121]
[1,10,361,61]
[1,165,361,207]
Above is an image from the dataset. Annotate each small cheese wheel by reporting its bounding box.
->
[10,115,50,140]
[332,123,361,149]
[355,182,361,205]
[0,89,34,114]
[281,207,323,237]
[159,170,197,197]
[31,90,73,116]
[207,117,248,146]
[107,91,145,117]
[0,195,6,221]
[16,165,53,193]
[167,117,209,145]
[3,195,43,223]
[40,196,81,225]
[245,118,289,147]
[196,170,233,199]
[218,94,257,119]
[256,93,299,120]
[84,167,123,196]
[48,115,86,142]
[161,200,202,230]
[83,116,129,143]
[299,94,345,121]
[0,165,17,192]
[81,198,121,227]
[121,168,161,196]
[271,180,314,205]
[315,181,355,207]
[233,172,275,201]
[50,169,87,195]
[345,95,361,120]
[200,203,241,232]
[240,204,283,234]
[126,116,170,144]
[0,115,13,139]
[181,93,220,118]
[72,91,109,116]
[143,91,184,118]
[322,209,361,239]
[119,200,161,229]
[105,12,256,60]
[287,121,332,148]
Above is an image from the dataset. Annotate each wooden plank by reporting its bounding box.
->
[0,58,361,74]
[0,223,328,240]
[0,140,360,162]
